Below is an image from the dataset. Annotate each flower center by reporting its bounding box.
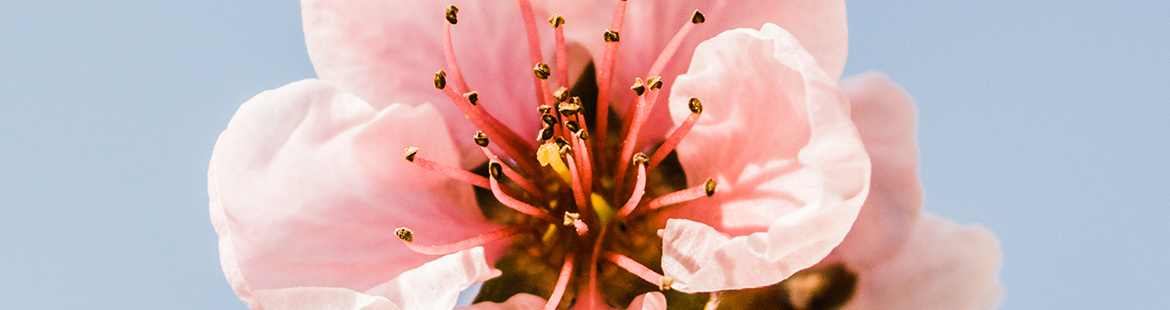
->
[397,2,719,309]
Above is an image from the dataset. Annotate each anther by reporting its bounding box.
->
[537,126,555,141]
[632,152,649,166]
[533,62,551,80]
[553,136,570,149]
[488,161,504,179]
[537,104,553,114]
[542,114,558,127]
[690,10,705,24]
[548,14,565,28]
[575,128,590,140]
[558,144,573,156]
[660,276,675,291]
[689,97,703,114]
[433,71,447,90]
[603,29,620,42]
[563,212,579,226]
[445,5,459,24]
[646,76,663,90]
[558,100,580,117]
[473,131,490,147]
[463,91,479,106]
[630,78,646,96]
[704,178,717,196]
[395,227,414,242]
[553,87,569,102]
[403,146,419,162]
[565,120,580,133]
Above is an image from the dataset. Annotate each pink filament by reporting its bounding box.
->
[615,163,647,219]
[516,0,546,106]
[482,150,542,198]
[645,181,709,211]
[593,0,628,166]
[602,251,666,288]
[440,83,535,171]
[490,174,558,223]
[402,226,525,255]
[646,20,697,78]
[542,252,575,310]
[410,156,489,189]
[554,22,568,88]
[443,22,470,94]
[647,112,700,172]
[565,154,588,215]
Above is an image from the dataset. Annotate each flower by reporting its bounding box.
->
[209,0,871,309]
[828,73,1002,309]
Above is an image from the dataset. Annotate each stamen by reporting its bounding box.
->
[489,164,559,223]
[533,62,551,80]
[443,6,471,94]
[647,98,703,172]
[565,154,588,216]
[646,10,704,79]
[630,77,646,96]
[549,15,569,88]
[614,155,648,219]
[463,91,478,106]
[543,252,576,310]
[645,178,717,211]
[435,71,536,170]
[394,226,525,255]
[404,146,489,189]
[594,0,629,165]
[553,87,570,103]
[611,91,651,193]
[557,98,580,116]
[563,211,589,236]
[515,0,547,105]
[602,251,672,291]
[479,136,542,198]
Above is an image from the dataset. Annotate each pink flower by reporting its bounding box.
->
[826,73,1002,309]
[209,0,871,309]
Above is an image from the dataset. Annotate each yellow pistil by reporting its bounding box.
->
[536,142,571,183]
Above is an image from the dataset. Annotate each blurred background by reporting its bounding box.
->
[1,0,1166,308]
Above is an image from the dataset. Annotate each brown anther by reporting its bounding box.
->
[553,136,570,148]
[553,87,570,102]
[463,91,479,106]
[690,10,705,24]
[473,131,489,147]
[689,97,703,114]
[488,161,504,179]
[542,114,559,126]
[660,276,675,291]
[558,100,581,117]
[395,227,414,243]
[564,121,580,133]
[563,212,580,226]
[575,128,590,141]
[403,146,419,162]
[445,5,459,24]
[604,29,620,42]
[704,178,717,196]
[633,152,649,166]
[647,76,663,90]
[548,14,565,28]
[559,144,573,156]
[537,104,553,114]
[534,62,551,80]
[537,126,555,141]
[433,71,447,90]
[631,78,646,96]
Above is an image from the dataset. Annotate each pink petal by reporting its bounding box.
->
[209,80,501,295]
[253,287,399,310]
[455,294,546,310]
[658,25,870,292]
[827,72,923,269]
[302,0,545,168]
[251,248,498,310]
[843,216,1002,310]
[537,0,847,139]
[627,292,667,310]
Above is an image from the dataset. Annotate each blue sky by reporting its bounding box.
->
[1,0,1166,309]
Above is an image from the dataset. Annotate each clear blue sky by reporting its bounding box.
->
[1,0,1166,309]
